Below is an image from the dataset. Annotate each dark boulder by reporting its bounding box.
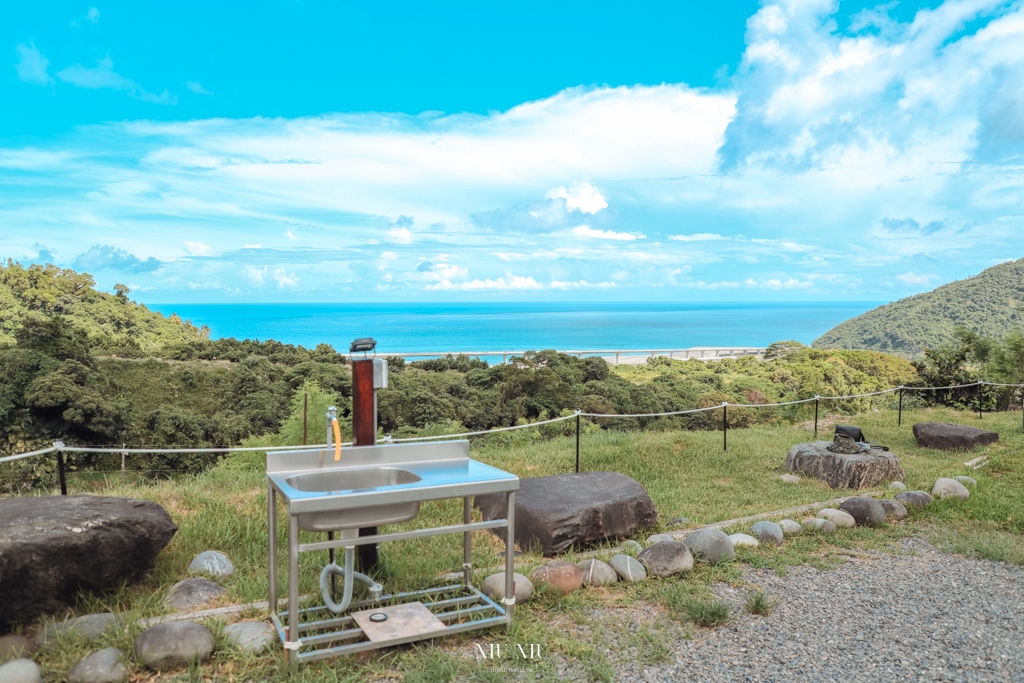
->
[879,498,908,520]
[134,622,213,671]
[475,472,657,557]
[637,541,693,577]
[785,442,905,489]
[839,497,887,527]
[894,490,932,508]
[0,496,177,635]
[913,423,999,451]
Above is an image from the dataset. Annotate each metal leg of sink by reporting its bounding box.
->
[288,514,300,674]
[504,491,515,632]
[268,484,277,609]
[327,531,336,600]
[463,496,472,588]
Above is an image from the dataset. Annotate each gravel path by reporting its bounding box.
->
[631,539,1024,682]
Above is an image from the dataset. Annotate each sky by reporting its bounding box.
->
[2,0,1022,303]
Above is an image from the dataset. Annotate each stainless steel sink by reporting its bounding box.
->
[285,467,422,531]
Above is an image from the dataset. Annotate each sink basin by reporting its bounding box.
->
[285,467,423,532]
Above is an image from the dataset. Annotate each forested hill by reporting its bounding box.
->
[813,258,1024,356]
[0,261,207,352]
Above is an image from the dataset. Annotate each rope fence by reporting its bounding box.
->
[3,379,1023,494]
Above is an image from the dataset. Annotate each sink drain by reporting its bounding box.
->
[369,613,388,623]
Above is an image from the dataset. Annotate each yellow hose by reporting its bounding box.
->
[332,418,342,461]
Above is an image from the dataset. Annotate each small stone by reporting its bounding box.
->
[609,554,647,583]
[67,648,128,683]
[888,481,907,491]
[802,518,837,533]
[816,509,855,528]
[729,533,760,549]
[188,551,234,579]
[637,542,693,577]
[683,528,736,564]
[223,622,276,653]
[895,490,932,508]
[0,635,36,662]
[668,517,690,526]
[481,572,534,603]
[839,497,887,527]
[576,559,619,586]
[779,474,801,484]
[621,540,643,554]
[953,475,977,487]
[529,561,583,595]
[165,578,225,611]
[646,533,676,545]
[35,613,119,647]
[778,519,802,536]
[134,622,214,671]
[879,498,908,520]
[932,478,970,500]
[750,521,784,546]
[0,659,42,683]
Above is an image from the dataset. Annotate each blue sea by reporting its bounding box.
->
[148,302,877,358]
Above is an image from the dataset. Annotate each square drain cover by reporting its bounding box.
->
[352,601,447,644]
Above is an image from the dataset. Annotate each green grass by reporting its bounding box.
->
[744,590,780,616]
[10,405,1024,680]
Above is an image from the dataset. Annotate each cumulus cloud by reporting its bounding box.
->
[668,233,729,242]
[14,43,52,86]
[571,225,645,241]
[57,56,177,104]
[184,241,213,256]
[274,268,299,287]
[72,245,160,273]
[87,7,100,23]
[895,272,936,286]
[244,265,267,284]
[427,274,544,291]
[388,227,412,244]
[187,80,213,95]
[547,182,609,214]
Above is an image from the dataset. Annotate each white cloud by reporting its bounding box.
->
[244,265,267,284]
[244,243,262,249]
[548,280,617,290]
[187,81,214,95]
[387,227,412,244]
[895,271,936,286]
[571,225,645,241]
[285,230,296,240]
[87,7,100,23]
[427,274,544,291]
[274,268,299,287]
[669,233,728,242]
[57,56,176,104]
[547,182,609,214]
[184,241,213,256]
[14,43,52,86]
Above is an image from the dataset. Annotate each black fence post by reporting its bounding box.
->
[303,392,308,445]
[722,402,728,452]
[575,412,581,473]
[978,383,983,419]
[898,386,904,427]
[55,443,67,496]
[814,397,819,439]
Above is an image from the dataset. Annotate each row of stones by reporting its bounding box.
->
[481,475,977,601]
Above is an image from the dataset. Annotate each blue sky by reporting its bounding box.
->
[2,0,1021,303]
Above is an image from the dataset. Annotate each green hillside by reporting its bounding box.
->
[0,260,208,352]
[813,258,1024,355]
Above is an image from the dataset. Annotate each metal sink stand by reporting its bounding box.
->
[267,487,516,671]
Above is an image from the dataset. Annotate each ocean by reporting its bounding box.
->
[148,302,876,357]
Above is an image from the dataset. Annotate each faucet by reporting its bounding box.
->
[326,406,341,462]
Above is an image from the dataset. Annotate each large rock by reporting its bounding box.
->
[475,472,657,557]
[778,519,802,536]
[817,509,856,528]
[609,554,647,582]
[67,647,128,683]
[0,496,176,634]
[785,442,905,489]
[682,528,735,564]
[895,490,932,508]
[839,497,887,527]
[802,518,836,533]
[134,622,214,671]
[750,521,784,546]
[529,561,583,595]
[879,499,908,520]
[932,478,971,500]
[637,541,693,577]
[913,422,999,451]
[222,622,276,654]
[187,551,233,579]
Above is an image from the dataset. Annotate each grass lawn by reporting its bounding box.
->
[11,406,1024,682]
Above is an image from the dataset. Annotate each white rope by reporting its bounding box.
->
[580,404,723,418]
[0,446,57,464]
[61,442,340,454]
[817,388,900,400]
[384,412,579,442]
[726,397,819,408]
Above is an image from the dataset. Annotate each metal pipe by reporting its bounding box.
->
[463,496,472,588]
[268,484,278,610]
[505,491,515,631]
[299,519,508,552]
[288,514,300,673]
